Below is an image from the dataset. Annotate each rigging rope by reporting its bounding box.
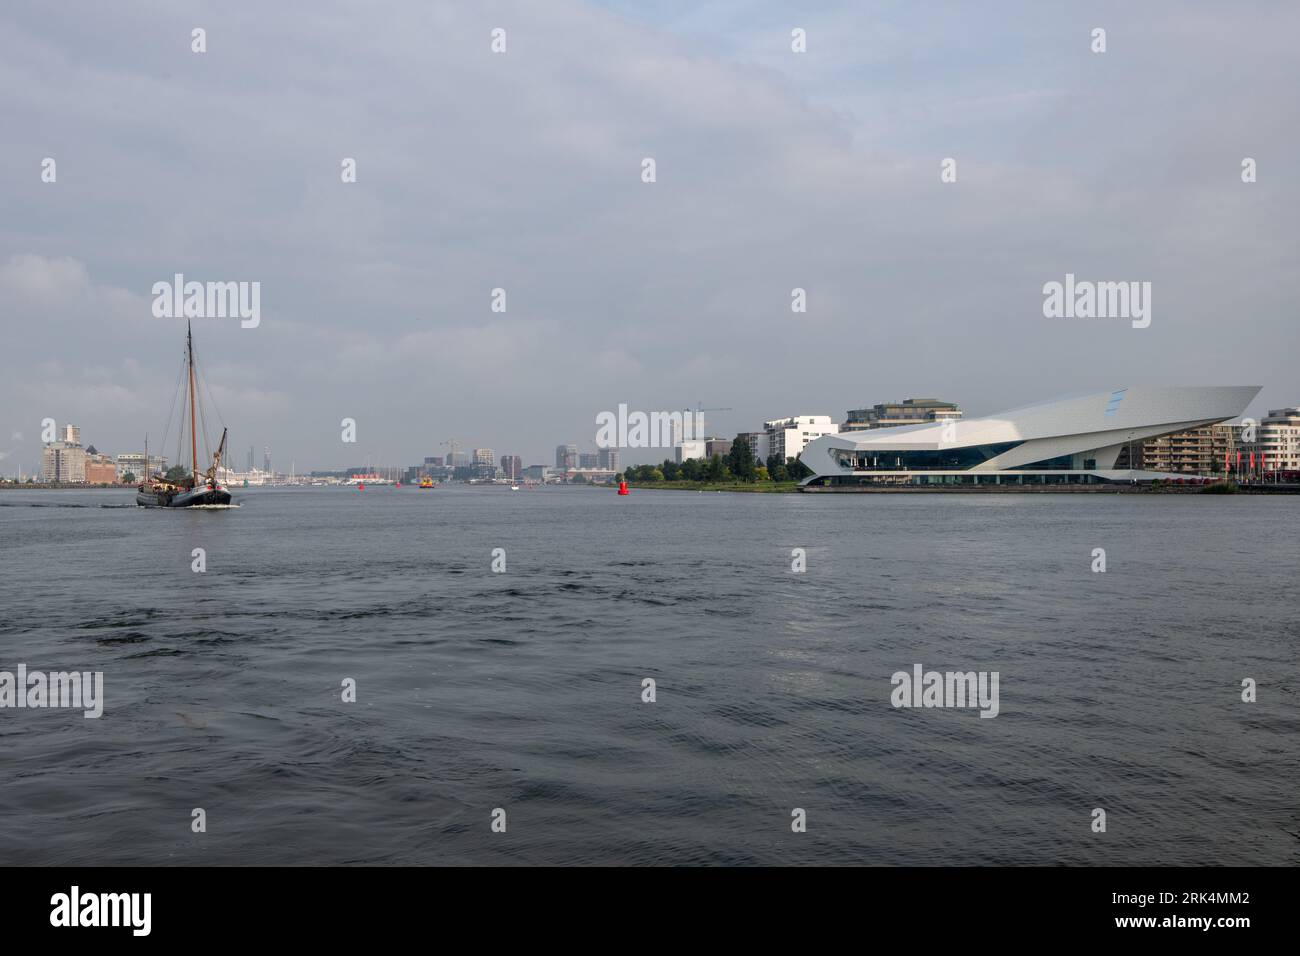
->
[156,353,186,478]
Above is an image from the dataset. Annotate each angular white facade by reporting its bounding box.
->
[800,386,1260,486]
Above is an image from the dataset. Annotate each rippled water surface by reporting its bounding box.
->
[1,485,1296,865]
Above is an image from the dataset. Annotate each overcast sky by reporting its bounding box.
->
[2,0,1297,472]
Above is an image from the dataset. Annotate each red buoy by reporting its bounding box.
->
[358,483,365,491]
[618,480,629,495]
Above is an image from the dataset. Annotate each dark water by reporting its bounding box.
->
[1,485,1296,866]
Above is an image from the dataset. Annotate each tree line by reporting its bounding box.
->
[620,436,812,483]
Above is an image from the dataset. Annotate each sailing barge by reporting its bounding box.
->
[137,322,233,508]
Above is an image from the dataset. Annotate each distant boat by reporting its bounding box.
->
[419,477,436,489]
[137,323,233,508]
[510,485,520,491]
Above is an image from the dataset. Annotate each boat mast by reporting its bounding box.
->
[187,321,198,483]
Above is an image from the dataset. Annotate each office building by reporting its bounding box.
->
[841,399,962,433]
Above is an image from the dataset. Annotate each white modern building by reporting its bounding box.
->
[675,439,707,463]
[763,415,839,464]
[799,386,1261,486]
[1258,407,1300,472]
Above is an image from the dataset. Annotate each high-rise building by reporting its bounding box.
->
[263,446,271,475]
[597,447,619,472]
[556,444,578,470]
[500,455,523,479]
[247,446,255,472]
[42,442,86,482]
[579,452,599,469]
[841,399,962,433]
[42,423,86,483]
[473,448,494,466]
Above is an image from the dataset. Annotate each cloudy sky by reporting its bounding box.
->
[2,0,1297,472]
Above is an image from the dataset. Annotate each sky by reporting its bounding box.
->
[1,0,1297,473]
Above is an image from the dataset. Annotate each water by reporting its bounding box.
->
[1,485,1296,865]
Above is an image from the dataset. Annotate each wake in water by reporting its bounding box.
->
[0,501,90,508]
[0,501,239,509]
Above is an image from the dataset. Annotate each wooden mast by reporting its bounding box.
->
[188,320,198,485]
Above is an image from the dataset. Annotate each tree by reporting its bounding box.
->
[121,471,136,484]
[661,459,680,481]
[787,455,812,480]
[163,465,190,483]
[647,467,665,482]
[707,454,727,482]
[728,436,756,481]
[765,454,788,482]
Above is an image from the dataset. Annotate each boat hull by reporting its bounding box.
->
[136,485,233,508]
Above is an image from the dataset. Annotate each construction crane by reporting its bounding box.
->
[440,438,460,467]
[682,404,732,440]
